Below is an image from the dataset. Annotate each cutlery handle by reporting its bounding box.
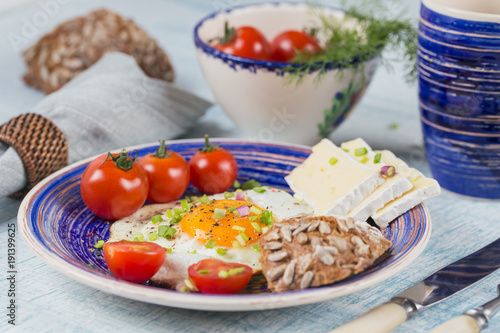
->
[330,302,408,333]
[429,315,481,333]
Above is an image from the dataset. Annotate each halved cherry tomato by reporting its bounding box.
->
[80,150,149,220]
[213,22,271,60]
[138,140,190,203]
[188,259,252,294]
[103,240,167,283]
[270,30,321,62]
[188,135,238,194]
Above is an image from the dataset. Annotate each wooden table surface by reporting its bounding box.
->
[1,0,499,332]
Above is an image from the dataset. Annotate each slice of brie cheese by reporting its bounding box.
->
[341,138,413,222]
[371,150,441,229]
[285,139,385,216]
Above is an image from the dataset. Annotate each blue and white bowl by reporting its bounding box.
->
[194,3,378,145]
[418,0,500,199]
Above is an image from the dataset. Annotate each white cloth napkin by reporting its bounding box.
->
[0,52,212,196]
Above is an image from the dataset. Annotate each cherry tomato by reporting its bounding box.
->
[103,240,167,283]
[189,135,238,194]
[270,30,321,62]
[80,150,149,220]
[138,140,190,203]
[213,22,271,60]
[188,259,252,294]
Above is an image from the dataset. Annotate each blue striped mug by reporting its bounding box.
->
[418,0,500,199]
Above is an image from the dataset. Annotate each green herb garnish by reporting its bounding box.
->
[93,240,105,249]
[284,1,417,138]
[151,214,163,224]
[285,1,417,85]
[241,179,261,190]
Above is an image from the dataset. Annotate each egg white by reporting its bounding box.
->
[107,187,312,288]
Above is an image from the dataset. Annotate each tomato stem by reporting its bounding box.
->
[153,139,172,159]
[199,134,219,153]
[209,21,235,45]
[99,149,138,171]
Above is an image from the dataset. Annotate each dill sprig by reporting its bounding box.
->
[284,1,417,85]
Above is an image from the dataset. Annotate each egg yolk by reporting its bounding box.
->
[180,199,265,248]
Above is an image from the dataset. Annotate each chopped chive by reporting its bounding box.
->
[224,191,235,199]
[174,207,184,215]
[354,147,368,156]
[232,240,241,248]
[166,248,173,254]
[359,156,368,163]
[262,226,269,233]
[239,232,249,242]
[232,210,240,217]
[190,196,199,202]
[253,186,266,193]
[248,216,258,222]
[329,157,338,165]
[132,231,144,242]
[204,238,216,248]
[228,267,245,276]
[212,208,226,220]
[188,250,197,254]
[158,225,168,237]
[199,270,209,274]
[235,234,246,246]
[165,227,177,239]
[199,194,208,203]
[158,226,177,238]
[251,222,261,231]
[227,206,237,213]
[342,148,349,152]
[233,180,241,188]
[252,244,261,252]
[179,286,189,293]
[151,214,164,224]
[260,210,274,226]
[181,199,189,211]
[218,270,229,278]
[374,153,382,164]
[389,122,399,130]
[93,240,105,249]
[242,179,261,190]
[170,215,182,224]
[235,189,243,192]
[250,206,262,215]
[166,209,173,219]
[216,248,227,256]
[232,225,246,232]
[148,232,158,241]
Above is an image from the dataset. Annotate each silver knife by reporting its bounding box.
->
[331,237,500,333]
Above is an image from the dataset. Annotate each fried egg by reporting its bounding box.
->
[107,187,312,289]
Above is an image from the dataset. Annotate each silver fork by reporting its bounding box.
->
[430,284,500,332]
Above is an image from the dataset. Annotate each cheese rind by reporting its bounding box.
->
[341,138,413,221]
[371,150,441,229]
[285,139,385,216]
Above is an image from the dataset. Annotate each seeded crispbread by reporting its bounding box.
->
[258,215,391,292]
[22,9,174,94]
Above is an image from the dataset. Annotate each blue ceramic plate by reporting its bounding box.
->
[18,139,431,311]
